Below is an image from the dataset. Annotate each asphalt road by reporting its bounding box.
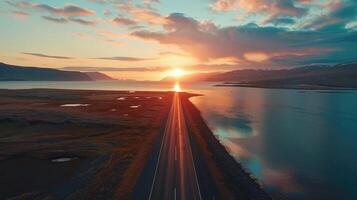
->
[148,92,202,200]
[132,92,220,200]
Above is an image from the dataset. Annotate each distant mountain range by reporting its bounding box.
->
[209,63,357,89]
[0,63,114,81]
[2,62,357,89]
[84,72,114,80]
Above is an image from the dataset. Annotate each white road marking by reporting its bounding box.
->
[175,146,177,161]
[174,187,177,200]
[148,93,203,200]
[148,102,174,200]
[178,95,203,200]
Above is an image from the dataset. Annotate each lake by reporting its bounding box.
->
[191,86,357,200]
[1,80,357,199]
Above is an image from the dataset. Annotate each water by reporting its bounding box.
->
[1,80,357,199]
[190,87,357,200]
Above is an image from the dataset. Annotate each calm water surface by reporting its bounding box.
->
[191,86,357,200]
[1,81,357,199]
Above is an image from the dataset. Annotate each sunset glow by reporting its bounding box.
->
[244,53,269,62]
[171,68,185,78]
[173,82,182,92]
[1,0,354,81]
[1,1,357,199]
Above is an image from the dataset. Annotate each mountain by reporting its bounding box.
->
[208,63,357,88]
[83,72,114,80]
[207,65,330,82]
[161,72,220,82]
[0,63,113,81]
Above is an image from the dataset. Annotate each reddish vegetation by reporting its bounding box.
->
[0,89,172,199]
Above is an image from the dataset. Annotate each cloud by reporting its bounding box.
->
[104,9,112,16]
[42,16,96,26]
[97,29,120,39]
[8,1,96,26]
[267,17,295,25]
[143,0,160,4]
[116,3,167,25]
[42,16,68,24]
[12,11,30,19]
[210,0,308,24]
[210,0,239,11]
[88,0,160,5]
[69,18,96,26]
[128,25,146,30]
[87,0,108,4]
[33,3,94,17]
[159,51,188,57]
[113,17,137,26]
[94,56,156,61]
[23,52,74,59]
[7,1,95,17]
[61,66,164,72]
[132,13,357,67]
[210,0,356,27]
[6,1,32,9]
[304,0,357,30]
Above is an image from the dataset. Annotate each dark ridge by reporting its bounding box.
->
[83,72,115,80]
[208,63,357,88]
[0,62,111,81]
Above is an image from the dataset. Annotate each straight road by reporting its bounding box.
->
[132,91,221,200]
[148,92,202,200]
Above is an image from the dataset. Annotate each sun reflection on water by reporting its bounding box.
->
[173,82,182,92]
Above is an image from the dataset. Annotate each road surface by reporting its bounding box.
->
[131,90,271,200]
[147,92,202,200]
[132,92,220,200]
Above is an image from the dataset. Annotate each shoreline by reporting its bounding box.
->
[215,83,357,90]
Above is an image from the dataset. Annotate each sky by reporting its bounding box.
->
[0,0,356,80]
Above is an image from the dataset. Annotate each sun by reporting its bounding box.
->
[171,68,185,78]
[172,68,184,77]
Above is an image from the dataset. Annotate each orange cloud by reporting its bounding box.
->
[244,52,269,62]
[116,3,167,25]
[12,11,30,19]
[210,0,239,11]
[112,17,137,26]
